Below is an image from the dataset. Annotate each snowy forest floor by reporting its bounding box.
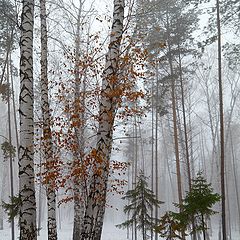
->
[1,221,128,240]
[1,220,240,240]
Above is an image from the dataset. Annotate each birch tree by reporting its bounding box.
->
[80,0,125,239]
[40,0,57,238]
[19,0,37,238]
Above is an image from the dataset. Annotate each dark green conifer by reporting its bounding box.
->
[156,172,220,240]
[117,171,163,240]
[181,172,221,239]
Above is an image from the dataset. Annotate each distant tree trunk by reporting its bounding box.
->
[161,118,175,202]
[150,79,154,240]
[0,27,13,86]
[230,130,240,231]
[165,8,183,210]
[0,201,3,230]
[7,48,15,240]
[216,0,226,238]
[170,62,183,204]
[72,2,87,239]
[177,45,191,189]
[19,0,37,238]
[222,78,239,238]
[127,150,131,239]
[80,1,125,239]
[130,123,135,240]
[0,167,8,230]
[40,0,57,239]
[142,190,146,240]
[128,120,138,240]
[166,11,184,239]
[177,44,197,240]
[137,121,145,171]
[9,52,20,160]
[168,49,183,206]
[201,214,206,240]
[155,65,159,240]
[201,78,219,182]
[37,140,43,236]
[226,177,232,239]
[0,158,9,230]
[134,116,138,240]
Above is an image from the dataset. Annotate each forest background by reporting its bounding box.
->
[0,0,240,239]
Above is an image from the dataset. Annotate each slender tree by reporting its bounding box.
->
[230,127,240,231]
[72,2,88,240]
[216,0,226,238]
[6,44,15,240]
[40,0,57,238]
[19,0,37,238]
[154,64,159,240]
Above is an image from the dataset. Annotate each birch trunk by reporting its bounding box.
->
[40,0,57,239]
[19,0,37,238]
[80,1,125,239]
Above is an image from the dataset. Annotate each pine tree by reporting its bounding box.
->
[117,171,163,240]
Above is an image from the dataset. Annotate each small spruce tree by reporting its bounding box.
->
[182,172,221,240]
[117,171,163,240]
[155,172,220,240]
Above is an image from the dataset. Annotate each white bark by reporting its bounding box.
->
[19,0,37,238]
[80,1,125,239]
[40,0,57,239]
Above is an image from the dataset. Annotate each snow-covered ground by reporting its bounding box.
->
[0,222,127,240]
[1,204,240,240]
[1,221,240,240]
